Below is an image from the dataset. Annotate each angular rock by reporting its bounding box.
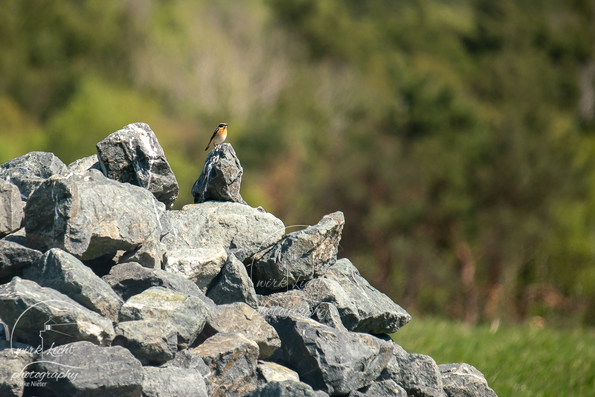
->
[33,341,143,397]
[23,248,123,321]
[0,151,67,200]
[163,247,227,293]
[97,122,179,209]
[439,363,497,397]
[252,212,344,290]
[119,286,211,349]
[163,201,285,262]
[142,365,208,397]
[25,169,167,268]
[385,342,446,397]
[350,379,407,396]
[0,239,42,278]
[102,261,215,306]
[113,320,177,366]
[162,349,212,393]
[257,290,312,318]
[303,278,359,330]
[0,340,37,397]
[207,254,258,309]
[192,143,246,204]
[197,302,280,359]
[0,179,23,238]
[0,277,115,347]
[190,332,259,397]
[311,302,347,331]
[322,259,411,333]
[266,314,394,395]
[256,361,300,384]
[251,380,323,397]
[65,154,100,174]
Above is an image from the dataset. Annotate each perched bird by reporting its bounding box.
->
[205,123,228,151]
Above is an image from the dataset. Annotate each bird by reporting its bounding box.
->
[205,123,228,151]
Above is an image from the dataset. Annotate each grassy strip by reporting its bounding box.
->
[391,317,595,397]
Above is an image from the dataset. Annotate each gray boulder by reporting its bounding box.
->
[311,302,347,331]
[119,286,211,349]
[349,379,407,396]
[23,248,123,321]
[251,380,324,397]
[0,239,42,278]
[0,151,67,200]
[266,314,394,396]
[25,169,167,268]
[252,212,344,290]
[303,278,359,329]
[96,122,179,209]
[257,289,312,318]
[33,341,143,397]
[162,349,212,394]
[439,363,497,397]
[0,277,115,347]
[0,340,37,397]
[256,361,300,384]
[163,201,285,262]
[197,302,280,359]
[385,342,446,397]
[65,154,100,174]
[102,261,215,307]
[192,143,246,204]
[163,247,227,293]
[207,254,258,309]
[190,332,259,397]
[0,179,23,238]
[321,259,411,333]
[142,366,208,397]
[113,320,178,366]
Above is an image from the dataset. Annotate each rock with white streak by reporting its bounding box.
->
[96,122,179,209]
[164,247,228,293]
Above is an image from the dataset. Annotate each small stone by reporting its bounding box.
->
[197,302,280,359]
[0,179,23,238]
[164,247,227,293]
[113,320,178,366]
[0,238,42,278]
[191,332,259,397]
[439,363,497,397]
[207,254,258,309]
[65,154,100,174]
[142,366,208,397]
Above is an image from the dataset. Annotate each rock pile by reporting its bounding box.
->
[0,122,497,397]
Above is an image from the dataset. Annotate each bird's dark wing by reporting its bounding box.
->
[205,127,220,150]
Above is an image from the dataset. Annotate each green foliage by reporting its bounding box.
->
[393,316,595,397]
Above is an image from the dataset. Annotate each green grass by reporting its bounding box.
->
[391,317,595,397]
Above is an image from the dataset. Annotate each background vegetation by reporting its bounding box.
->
[2,0,595,330]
